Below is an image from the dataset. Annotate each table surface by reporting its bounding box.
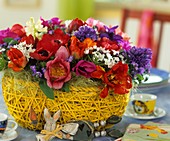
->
[0,78,170,141]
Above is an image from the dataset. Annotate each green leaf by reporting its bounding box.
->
[0,55,7,71]
[9,40,18,45]
[136,74,144,81]
[3,38,18,45]
[61,82,70,92]
[39,79,54,100]
[3,38,14,43]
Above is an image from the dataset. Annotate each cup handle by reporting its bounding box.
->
[6,120,18,132]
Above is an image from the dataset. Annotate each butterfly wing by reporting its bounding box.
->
[62,123,79,135]
[29,106,38,125]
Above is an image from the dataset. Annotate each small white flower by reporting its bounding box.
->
[0,48,5,52]
[92,51,98,58]
[115,57,120,62]
[104,58,110,65]
[104,58,115,68]
[93,45,97,49]
[98,53,105,61]
[84,49,89,54]
[134,80,140,85]
[98,47,107,53]
[13,42,35,61]
[96,47,100,52]
[64,20,72,28]
[92,51,105,62]
[89,47,94,50]
[109,62,116,68]
[119,54,125,60]
[112,50,119,55]
[84,46,96,54]
[119,55,125,63]
[106,52,112,60]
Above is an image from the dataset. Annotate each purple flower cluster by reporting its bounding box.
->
[40,17,63,28]
[122,46,152,80]
[100,26,122,42]
[121,40,131,51]
[74,26,97,42]
[30,65,45,78]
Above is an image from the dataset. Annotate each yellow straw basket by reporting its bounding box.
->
[2,70,130,130]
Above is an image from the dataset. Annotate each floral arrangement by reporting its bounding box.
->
[0,17,152,99]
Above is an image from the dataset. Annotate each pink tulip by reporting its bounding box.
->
[72,60,96,78]
[44,46,71,89]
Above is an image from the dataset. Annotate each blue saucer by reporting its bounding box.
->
[137,68,170,91]
[150,68,170,81]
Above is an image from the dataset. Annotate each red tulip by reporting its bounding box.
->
[30,29,69,61]
[67,18,84,33]
[10,24,26,37]
[7,48,27,72]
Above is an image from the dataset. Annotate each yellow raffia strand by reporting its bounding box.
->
[41,125,63,139]
[2,70,130,130]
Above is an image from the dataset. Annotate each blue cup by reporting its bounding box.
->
[0,113,18,137]
[0,113,8,136]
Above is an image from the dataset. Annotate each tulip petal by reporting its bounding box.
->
[55,46,69,60]
[100,86,109,98]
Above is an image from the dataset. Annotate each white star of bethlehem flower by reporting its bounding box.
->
[112,50,119,55]
[99,47,110,53]
[84,46,96,54]
[64,20,72,28]
[0,48,5,52]
[104,58,111,65]
[92,51,105,62]
[13,42,35,61]
[84,49,89,54]
[108,62,115,68]
[25,17,47,40]
[106,52,112,60]
[85,46,125,68]
[93,45,97,50]
[115,57,120,62]
[104,53,120,68]
[119,55,125,63]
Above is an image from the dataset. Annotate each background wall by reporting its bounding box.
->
[0,0,58,29]
[57,0,94,20]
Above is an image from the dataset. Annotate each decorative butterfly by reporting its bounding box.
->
[29,106,38,125]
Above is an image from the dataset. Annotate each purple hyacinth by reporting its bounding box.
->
[30,65,44,78]
[0,42,7,47]
[121,40,132,51]
[74,26,97,42]
[41,67,46,74]
[67,55,73,62]
[122,46,152,80]
[48,30,54,35]
[99,25,123,42]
